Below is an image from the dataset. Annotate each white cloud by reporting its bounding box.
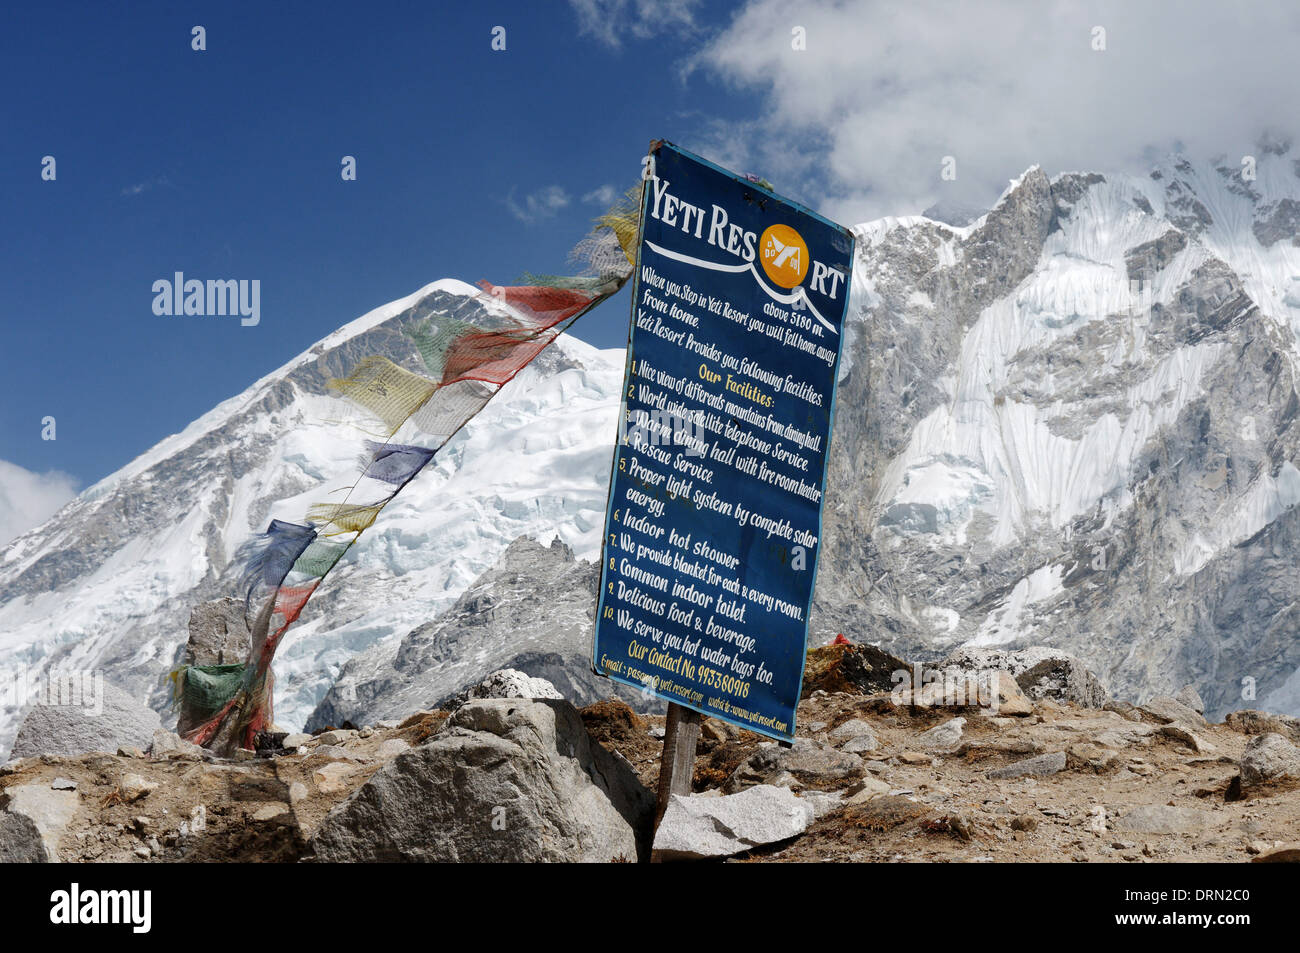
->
[504,185,572,223]
[0,460,78,547]
[690,0,1300,224]
[582,184,618,205]
[120,175,171,198]
[570,0,700,48]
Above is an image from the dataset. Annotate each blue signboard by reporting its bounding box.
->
[592,142,854,741]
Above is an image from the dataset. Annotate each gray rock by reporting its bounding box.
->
[1112,806,1214,834]
[440,668,563,713]
[986,751,1067,780]
[842,735,879,754]
[1224,710,1300,744]
[9,681,161,760]
[315,729,357,746]
[1174,686,1205,715]
[1141,695,1208,727]
[0,784,78,859]
[920,717,966,751]
[308,698,653,862]
[1240,732,1300,788]
[724,738,864,794]
[940,647,1109,708]
[50,778,77,791]
[185,597,251,666]
[652,786,809,861]
[148,729,206,759]
[828,719,878,750]
[0,812,48,863]
[1158,722,1215,754]
[120,774,158,802]
[280,733,312,748]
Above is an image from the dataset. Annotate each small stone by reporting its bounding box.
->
[842,735,879,754]
[252,803,290,822]
[133,816,152,832]
[50,778,77,791]
[281,733,312,748]
[116,746,145,759]
[120,774,157,802]
[987,751,1066,780]
[648,726,665,739]
[316,729,357,746]
[844,776,893,803]
[829,719,877,747]
[288,782,309,804]
[919,717,965,751]
[1010,814,1039,832]
[898,751,932,765]
[1113,806,1214,834]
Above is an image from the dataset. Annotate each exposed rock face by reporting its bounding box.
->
[185,598,251,666]
[810,152,1300,723]
[941,647,1109,708]
[9,682,161,761]
[0,811,47,863]
[309,537,649,731]
[307,698,654,862]
[801,641,907,697]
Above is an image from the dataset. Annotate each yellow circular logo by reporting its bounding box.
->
[759,224,809,289]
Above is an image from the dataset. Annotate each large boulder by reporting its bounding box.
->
[0,812,48,863]
[1240,733,1300,789]
[802,641,907,697]
[185,597,251,666]
[308,698,653,862]
[941,646,1109,708]
[0,784,78,860]
[1224,710,1300,744]
[9,681,160,760]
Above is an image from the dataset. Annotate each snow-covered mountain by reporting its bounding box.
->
[0,279,626,757]
[817,143,1300,720]
[3,142,1299,756]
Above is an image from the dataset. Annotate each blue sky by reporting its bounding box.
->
[2,0,1296,539]
[0,1,760,493]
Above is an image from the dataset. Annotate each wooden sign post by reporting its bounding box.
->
[653,702,701,831]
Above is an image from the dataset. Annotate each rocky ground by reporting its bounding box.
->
[3,646,1300,863]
